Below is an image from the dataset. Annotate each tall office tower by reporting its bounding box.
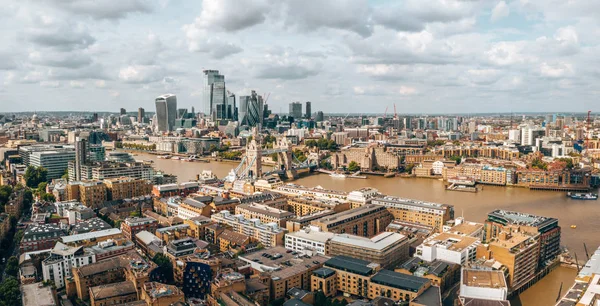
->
[305,101,312,119]
[417,118,427,130]
[155,94,177,132]
[238,91,263,127]
[177,108,188,119]
[92,113,98,122]
[316,111,324,122]
[202,70,227,120]
[137,108,145,123]
[120,108,126,115]
[289,102,302,119]
[228,92,237,121]
[263,103,271,119]
[404,116,413,130]
[75,137,88,181]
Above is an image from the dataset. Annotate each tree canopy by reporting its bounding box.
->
[347,161,360,172]
[0,277,20,306]
[24,166,48,188]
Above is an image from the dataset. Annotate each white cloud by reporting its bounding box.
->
[70,80,85,88]
[398,86,417,95]
[491,1,510,22]
[95,80,106,88]
[540,62,574,78]
[40,80,61,88]
[118,65,165,84]
[191,0,269,32]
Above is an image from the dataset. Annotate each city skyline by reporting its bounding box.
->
[1,1,600,113]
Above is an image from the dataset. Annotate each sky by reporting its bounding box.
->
[1,0,600,114]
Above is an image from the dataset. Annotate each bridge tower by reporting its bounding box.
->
[245,128,262,178]
[275,137,297,179]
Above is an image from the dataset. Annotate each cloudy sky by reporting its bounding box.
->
[1,0,599,114]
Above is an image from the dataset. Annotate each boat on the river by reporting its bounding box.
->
[567,192,598,200]
[571,225,577,229]
[330,173,347,178]
[157,155,171,159]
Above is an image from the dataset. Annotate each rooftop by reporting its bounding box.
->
[314,204,387,226]
[330,232,408,251]
[22,283,57,306]
[370,269,430,293]
[400,257,451,277]
[287,227,336,243]
[312,267,336,278]
[411,286,441,306]
[462,269,507,289]
[61,228,122,244]
[487,209,557,228]
[459,298,511,306]
[423,233,479,252]
[240,247,328,279]
[372,195,452,211]
[70,217,112,234]
[324,255,378,276]
[89,281,137,300]
[449,221,484,237]
[237,203,295,219]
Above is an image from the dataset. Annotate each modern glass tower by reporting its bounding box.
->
[155,94,177,132]
[289,102,302,119]
[238,90,263,127]
[203,70,227,120]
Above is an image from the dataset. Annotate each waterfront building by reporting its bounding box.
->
[42,242,96,288]
[211,210,285,247]
[235,203,295,227]
[286,210,336,232]
[371,196,454,233]
[275,183,348,200]
[396,257,461,294]
[155,94,177,132]
[121,217,159,240]
[459,269,508,301]
[486,209,561,270]
[310,204,393,237]
[285,226,335,256]
[327,231,410,269]
[347,187,380,207]
[516,168,591,191]
[556,246,600,305]
[415,232,481,265]
[330,144,400,171]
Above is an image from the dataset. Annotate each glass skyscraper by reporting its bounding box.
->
[155,94,177,132]
[203,70,228,120]
[238,90,263,127]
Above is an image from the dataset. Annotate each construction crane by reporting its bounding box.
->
[384,106,389,118]
[393,103,398,119]
[263,93,271,104]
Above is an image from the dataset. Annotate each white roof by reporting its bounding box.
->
[61,228,121,244]
[330,232,407,251]
[136,230,161,245]
[580,246,600,277]
[579,274,600,305]
[287,228,336,243]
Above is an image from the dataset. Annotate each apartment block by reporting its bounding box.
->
[286,196,351,216]
[104,177,152,201]
[327,232,410,269]
[310,204,393,237]
[371,196,454,232]
[416,232,481,265]
[211,211,285,247]
[235,203,295,227]
[121,217,159,240]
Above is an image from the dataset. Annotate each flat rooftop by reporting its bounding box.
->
[90,281,137,300]
[487,209,557,228]
[462,269,507,289]
[287,228,336,243]
[488,231,533,250]
[372,195,452,211]
[240,247,328,280]
[371,269,430,293]
[61,228,122,244]
[22,283,57,306]
[324,255,378,276]
[330,232,407,251]
[237,203,295,219]
[449,221,484,237]
[423,233,479,251]
[314,204,386,226]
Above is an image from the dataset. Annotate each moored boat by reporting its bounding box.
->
[567,192,598,200]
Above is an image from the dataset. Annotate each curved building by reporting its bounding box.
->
[155,94,177,132]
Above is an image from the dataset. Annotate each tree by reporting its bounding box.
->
[152,253,174,283]
[347,161,360,172]
[0,277,20,306]
[0,186,12,206]
[23,166,48,188]
[556,157,574,169]
[4,257,18,277]
[41,193,56,202]
[448,155,462,164]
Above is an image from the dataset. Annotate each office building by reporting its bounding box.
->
[61,228,123,248]
[416,232,481,265]
[155,94,177,132]
[203,70,226,118]
[211,210,285,247]
[137,107,145,123]
[520,126,545,146]
[305,101,311,119]
[20,224,66,252]
[120,108,126,115]
[238,90,263,127]
[328,232,410,269]
[289,102,302,119]
[486,210,561,270]
[310,204,393,237]
[42,242,96,288]
[285,226,335,256]
[371,196,454,232]
[29,149,76,180]
[316,111,324,122]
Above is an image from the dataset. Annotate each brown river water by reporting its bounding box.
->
[136,152,595,306]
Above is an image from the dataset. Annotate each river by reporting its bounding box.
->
[135,152,596,306]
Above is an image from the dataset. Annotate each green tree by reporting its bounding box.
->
[556,157,574,169]
[531,158,548,170]
[0,277,21,306]
[404,164,416,173]
[23,166,48,188]
[347,161,360,172]
[0,186,12,206]
[152,253,174,283]
[4,257,18,277]
[448,155,462,164]
[41,193,56,202]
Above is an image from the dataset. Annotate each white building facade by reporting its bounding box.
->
[42,242,96,288]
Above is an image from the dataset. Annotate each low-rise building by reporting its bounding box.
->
[416,232,481,265]
[155,224,190,244]
[235,203,295,227]
[177,197,211,219]
[211,211,285,247]
[459,269,508,301]
[141,282,185,306]
[61,228,123,247]
[327,232,410,269]
[371,196,454,232]
[310,204,393,237]
[396,257,461,294]
[183,215,214,240]
[286,210,336,232]
[347,187,380,208]
[89,281,138,306]
[121,217,158,240]
[152,181,200,198]
[21,224,66,253]
[286,196,351,216]
[285,226,335,256]
[104,177,152,201]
